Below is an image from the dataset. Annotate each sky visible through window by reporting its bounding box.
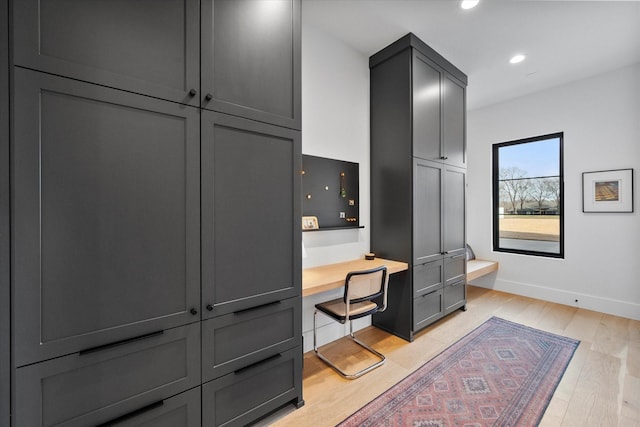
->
[499,137,560,177]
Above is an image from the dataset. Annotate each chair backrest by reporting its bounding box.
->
[343,266,389,312]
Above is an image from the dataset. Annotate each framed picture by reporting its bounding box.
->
[302,216,319,230]
[582,168,634,213]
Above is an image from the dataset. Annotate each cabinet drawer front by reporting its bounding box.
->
[202,298,302,381]
[413,289,443,330]
[413,260,443,298]
[202,347,303,427]
[100,387,201,427]
[15,323,201,427]
[201,112,301,317]
[13,68,201,366]
[444,281,466,314]
[13,0,200,105]
[444,252,466,285]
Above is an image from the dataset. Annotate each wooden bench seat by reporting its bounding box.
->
[466,259,499,282]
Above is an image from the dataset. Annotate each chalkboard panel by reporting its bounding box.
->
[302,155,359,230]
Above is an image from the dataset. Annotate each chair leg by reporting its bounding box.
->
[314,311,385,380]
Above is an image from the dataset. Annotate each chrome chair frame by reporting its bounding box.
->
[313,265,389,379]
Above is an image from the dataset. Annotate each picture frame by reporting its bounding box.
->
[582,168,634,213]
[302,215,319,230]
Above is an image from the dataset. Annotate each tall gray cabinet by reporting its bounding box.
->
[5,1,303,426]
[370,33,467,341]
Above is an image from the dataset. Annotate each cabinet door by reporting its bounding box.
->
[201,0,301,129]
[443,75,466,167]
[13,69,201,366]
[443,165,466,255]
[13,0,200,106]
[201,112,301,317]
[413,158,442,264]
[412,51,441,161]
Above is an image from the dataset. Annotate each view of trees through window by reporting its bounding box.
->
[492,133,563,257]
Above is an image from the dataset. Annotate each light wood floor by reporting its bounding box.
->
[260,285,640,427]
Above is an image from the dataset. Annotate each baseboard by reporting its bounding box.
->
[470,278,640,321]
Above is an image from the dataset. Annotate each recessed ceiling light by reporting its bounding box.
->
[460,0,480,10]
[509,54,526,64]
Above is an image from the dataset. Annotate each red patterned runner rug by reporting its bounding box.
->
[337,317,579,427]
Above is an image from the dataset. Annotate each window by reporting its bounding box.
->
[492,133,564,258]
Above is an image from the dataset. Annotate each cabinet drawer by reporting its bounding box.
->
[413,260,443,298]
[15,323,200,427]
[444,280,466,314]
[202,297,302,381]
[97,387,201,427]
[413,289,443,330]
[202,347,303,427]
[444,252,466,285]
[13,0,200,106]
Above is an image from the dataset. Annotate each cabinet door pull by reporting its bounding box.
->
[234,354,282,375]
[205,93,213,101]
[190,307,198,315]
[96,400,164,426]
[79,330,164,356]
[206,304,213,311]
[233,300,281,315]
[188,88,197,96]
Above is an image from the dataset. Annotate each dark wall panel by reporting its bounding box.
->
[302,155,359,229]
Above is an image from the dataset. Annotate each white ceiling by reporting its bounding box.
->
[302,0,640,110]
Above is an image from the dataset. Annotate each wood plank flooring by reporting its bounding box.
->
[258,285,640,426]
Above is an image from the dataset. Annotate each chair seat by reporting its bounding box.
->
[316,298,379,321]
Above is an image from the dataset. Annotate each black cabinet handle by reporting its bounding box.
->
[440,156,448,160]
[190,307,198,315]
[205,93,213,101]
[206,304,213,311]
[96,400,164,426]
[189,89,197,97]
[234,354,282,375]
[79,330,164,356]
[233,300,280,315]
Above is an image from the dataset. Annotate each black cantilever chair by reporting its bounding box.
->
[313,265,389,379]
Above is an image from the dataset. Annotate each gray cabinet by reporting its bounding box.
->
[12,68,201,367]
[201,0,301,129]
[13,0,200,107]
[370,33,467,341]
[7,1,303,425]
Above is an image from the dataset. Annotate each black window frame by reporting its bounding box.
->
[492,132,564,258]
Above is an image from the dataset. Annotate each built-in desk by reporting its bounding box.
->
[302,258,408,297]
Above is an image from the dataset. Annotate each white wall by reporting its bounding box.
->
[467,63,640,320]
[300,23,372,350]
